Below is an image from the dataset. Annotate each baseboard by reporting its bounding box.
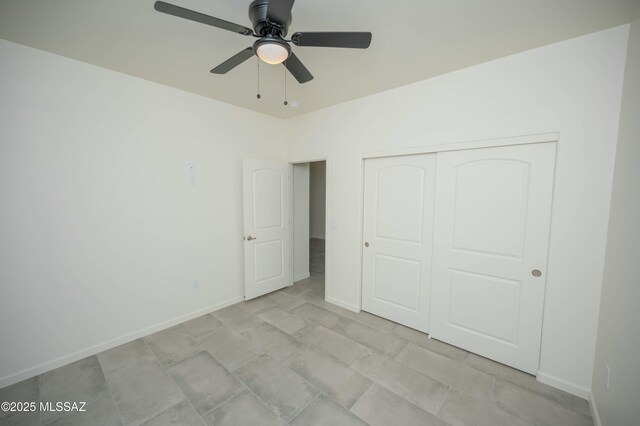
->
[588,391,602,426]
[325,296,360,313]
[536,371,590,399]
[0,295,244,389]
[294,272,310,282]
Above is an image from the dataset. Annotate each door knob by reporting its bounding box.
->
[246,236,256,241]
[364,242,369,247]
[532,269,542,277]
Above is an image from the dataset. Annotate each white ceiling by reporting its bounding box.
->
[0,0,638,118]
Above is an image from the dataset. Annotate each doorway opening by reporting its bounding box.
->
[292,160,326,299]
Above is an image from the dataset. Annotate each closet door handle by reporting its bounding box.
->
[364,242,369,247]
[246,236,256,241]
[532,269,542,277]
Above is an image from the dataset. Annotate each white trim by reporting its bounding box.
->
[536,371,590,399]
[294,272,311,282]
[0,295,243,389]
[325,296,360,313]
[290,157,329,164]
[362,132,559,159]
[355,156,366,311]
[588,391,602,426]
[289,164,294,286]
[324,160,332,305]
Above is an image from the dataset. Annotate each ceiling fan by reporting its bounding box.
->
[154,0,372,84]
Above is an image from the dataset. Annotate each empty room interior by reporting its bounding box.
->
[0,1,639,425]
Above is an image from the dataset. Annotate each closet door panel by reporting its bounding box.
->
[430,142,556,374]
[361,154,436,332]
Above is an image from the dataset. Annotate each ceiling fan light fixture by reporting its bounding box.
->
[254,38,290,65]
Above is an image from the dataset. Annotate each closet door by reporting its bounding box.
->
[361,154,436,332]
[430,143,556,374]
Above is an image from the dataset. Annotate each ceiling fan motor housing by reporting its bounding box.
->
[249,0,291,37]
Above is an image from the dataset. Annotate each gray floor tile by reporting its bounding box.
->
[309,264,324,274]
[237,297,275,315]
[296,277,325,292]
[493,380,593,426]
[98,339,156,375]
[290,394,366,426]
[167,352,244,416]
[309,300,361,320]
[329,308,397,333]
[350,384,447,426]
[258,307,308,335]
[294,324,369,366]
[106,361,183,426]
[0,411,39,426]
[202,390,286,426]
[352,352,448,415]
[143,326,203,367]
[395,343,495,401]
[299,288,325,304]
[46,395,121,426]
[309,264,324,272]
[141,400,204,426]
[283,284,311,298]
[334,320,406,358]
[572,397,593,419]
[292,303,346,330]
[392,325,467,362]
[234,354,320,422]
[239,323,306,362]
[0,377,38,421]
[181,315,223,339]
[440,391,528,426]
[39,356,109,409]
[286,348,371,408]
[211,306,265,333]
[198,326,262,371]
[308,239,326,274]
[262,292,307,311]
[463,353,580,411]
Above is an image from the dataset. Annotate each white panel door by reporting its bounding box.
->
[430,143,556,374]
[362,154,436,332]
[243,159,291,300]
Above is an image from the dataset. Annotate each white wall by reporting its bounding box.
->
[287,26,629,396]
[591,17,640,426]
[293,163,310,281]
[309,161,326,239]
[0,39,286,387]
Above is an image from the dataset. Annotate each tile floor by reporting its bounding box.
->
[0,240,593,426]
[309,238,325,275]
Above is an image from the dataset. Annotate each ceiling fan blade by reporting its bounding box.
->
[292,32,372,49]
[210,47,255,74]
[284,52,313,84]
[266,0,295,25]
[154,1,253,36]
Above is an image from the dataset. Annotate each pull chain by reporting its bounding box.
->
[283,62,288,106]
[256,58,261,99]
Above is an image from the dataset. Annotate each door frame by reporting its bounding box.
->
[356,132,559,315]
[289,158,331,300]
